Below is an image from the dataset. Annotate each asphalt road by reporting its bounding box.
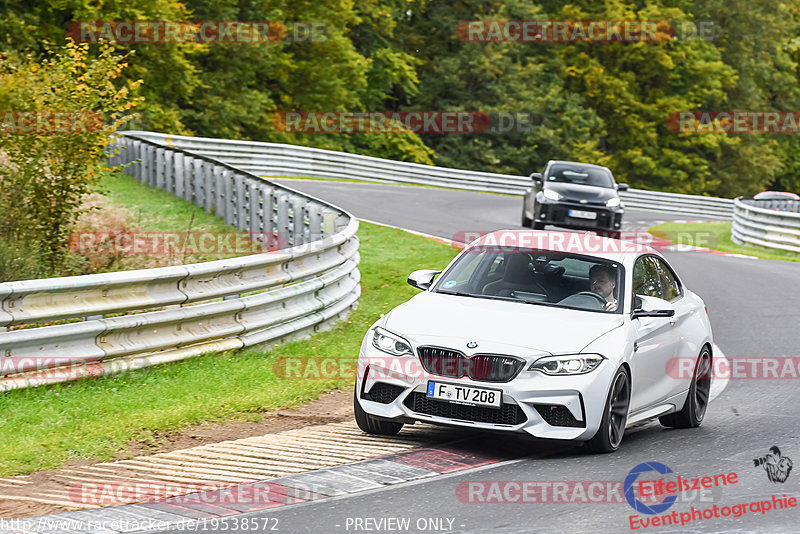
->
[275,180,692,241]
[202,180,800,533]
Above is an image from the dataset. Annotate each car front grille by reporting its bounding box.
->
[534,404,585,428]
[417,346,524,383]
[404,392,527,425]
[361,382,405,404]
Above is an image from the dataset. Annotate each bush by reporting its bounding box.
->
[0,41,141,280]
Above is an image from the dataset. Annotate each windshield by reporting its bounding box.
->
[546,164,615,189]
[433,249,624,313]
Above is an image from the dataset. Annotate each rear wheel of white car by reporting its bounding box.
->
[354,388,404,435]
[586,367,630,453]
[659,346,712,429]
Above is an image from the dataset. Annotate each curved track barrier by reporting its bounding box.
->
[122,131,734,219]
[0,134,360,391]
[732,197,800,253]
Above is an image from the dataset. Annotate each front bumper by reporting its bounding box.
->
[355,345,616,441]
[536,200,623,231]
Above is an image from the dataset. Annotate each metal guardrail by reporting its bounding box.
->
[0,134,360,391]
[731,197,800,253]
[122,131,735,219]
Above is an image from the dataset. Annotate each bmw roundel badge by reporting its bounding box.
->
[466,341,478,349]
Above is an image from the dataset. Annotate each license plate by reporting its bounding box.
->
[568,209,597,220]
[426,381,502,409]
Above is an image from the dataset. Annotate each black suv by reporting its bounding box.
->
[521,160,628,236]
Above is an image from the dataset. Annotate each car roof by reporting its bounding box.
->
[465,229,656,265]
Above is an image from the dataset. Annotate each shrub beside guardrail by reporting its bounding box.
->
[122,131,735,219]
[732,197,800,253]
[0,133,360,391]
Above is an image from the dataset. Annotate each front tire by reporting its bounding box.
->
[585,367,630,453]
[533,221,546,230]
[659,346,711,429]
[354,388,404,435]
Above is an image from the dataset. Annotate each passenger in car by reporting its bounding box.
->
[589,264,618,311]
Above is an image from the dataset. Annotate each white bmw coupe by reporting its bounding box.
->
[354,230,713,453]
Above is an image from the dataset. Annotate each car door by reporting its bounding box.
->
[628,256,683,412]
[650,256,694,399]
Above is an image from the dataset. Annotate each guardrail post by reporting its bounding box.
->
[293,197,306,245]
[131,140,142,181]
[214,165,225,218]
[223,170,235,226]
[183,156,195,203]
[258,185,275,249]
[141,143,150,184]
[308,202,322,242]
[164,150,174,193]
[145,145,156,187]
[127,139,136,170]
[236,175,248,231]
[155,148,166,189]
[203,163,214,213]
[249,180,261,237]
[174,153,185,198]
[277,193,290,246]
[193,158,204,207]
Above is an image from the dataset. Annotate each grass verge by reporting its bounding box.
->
[649,221,800,263]
[0,222,458,476]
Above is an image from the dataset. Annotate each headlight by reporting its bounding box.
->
[543,189,562,201]
[528,354,604,375]
[606,197,621,207]
[372,327,412,356]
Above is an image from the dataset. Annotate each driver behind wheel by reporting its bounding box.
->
[589,264,617,311]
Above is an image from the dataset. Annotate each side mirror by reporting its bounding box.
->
[530,172,543,182]
[616,183,629,191]
[632,295,675,319]
[407,269,440,291]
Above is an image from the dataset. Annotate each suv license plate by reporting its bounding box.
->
[568,209,597,219]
